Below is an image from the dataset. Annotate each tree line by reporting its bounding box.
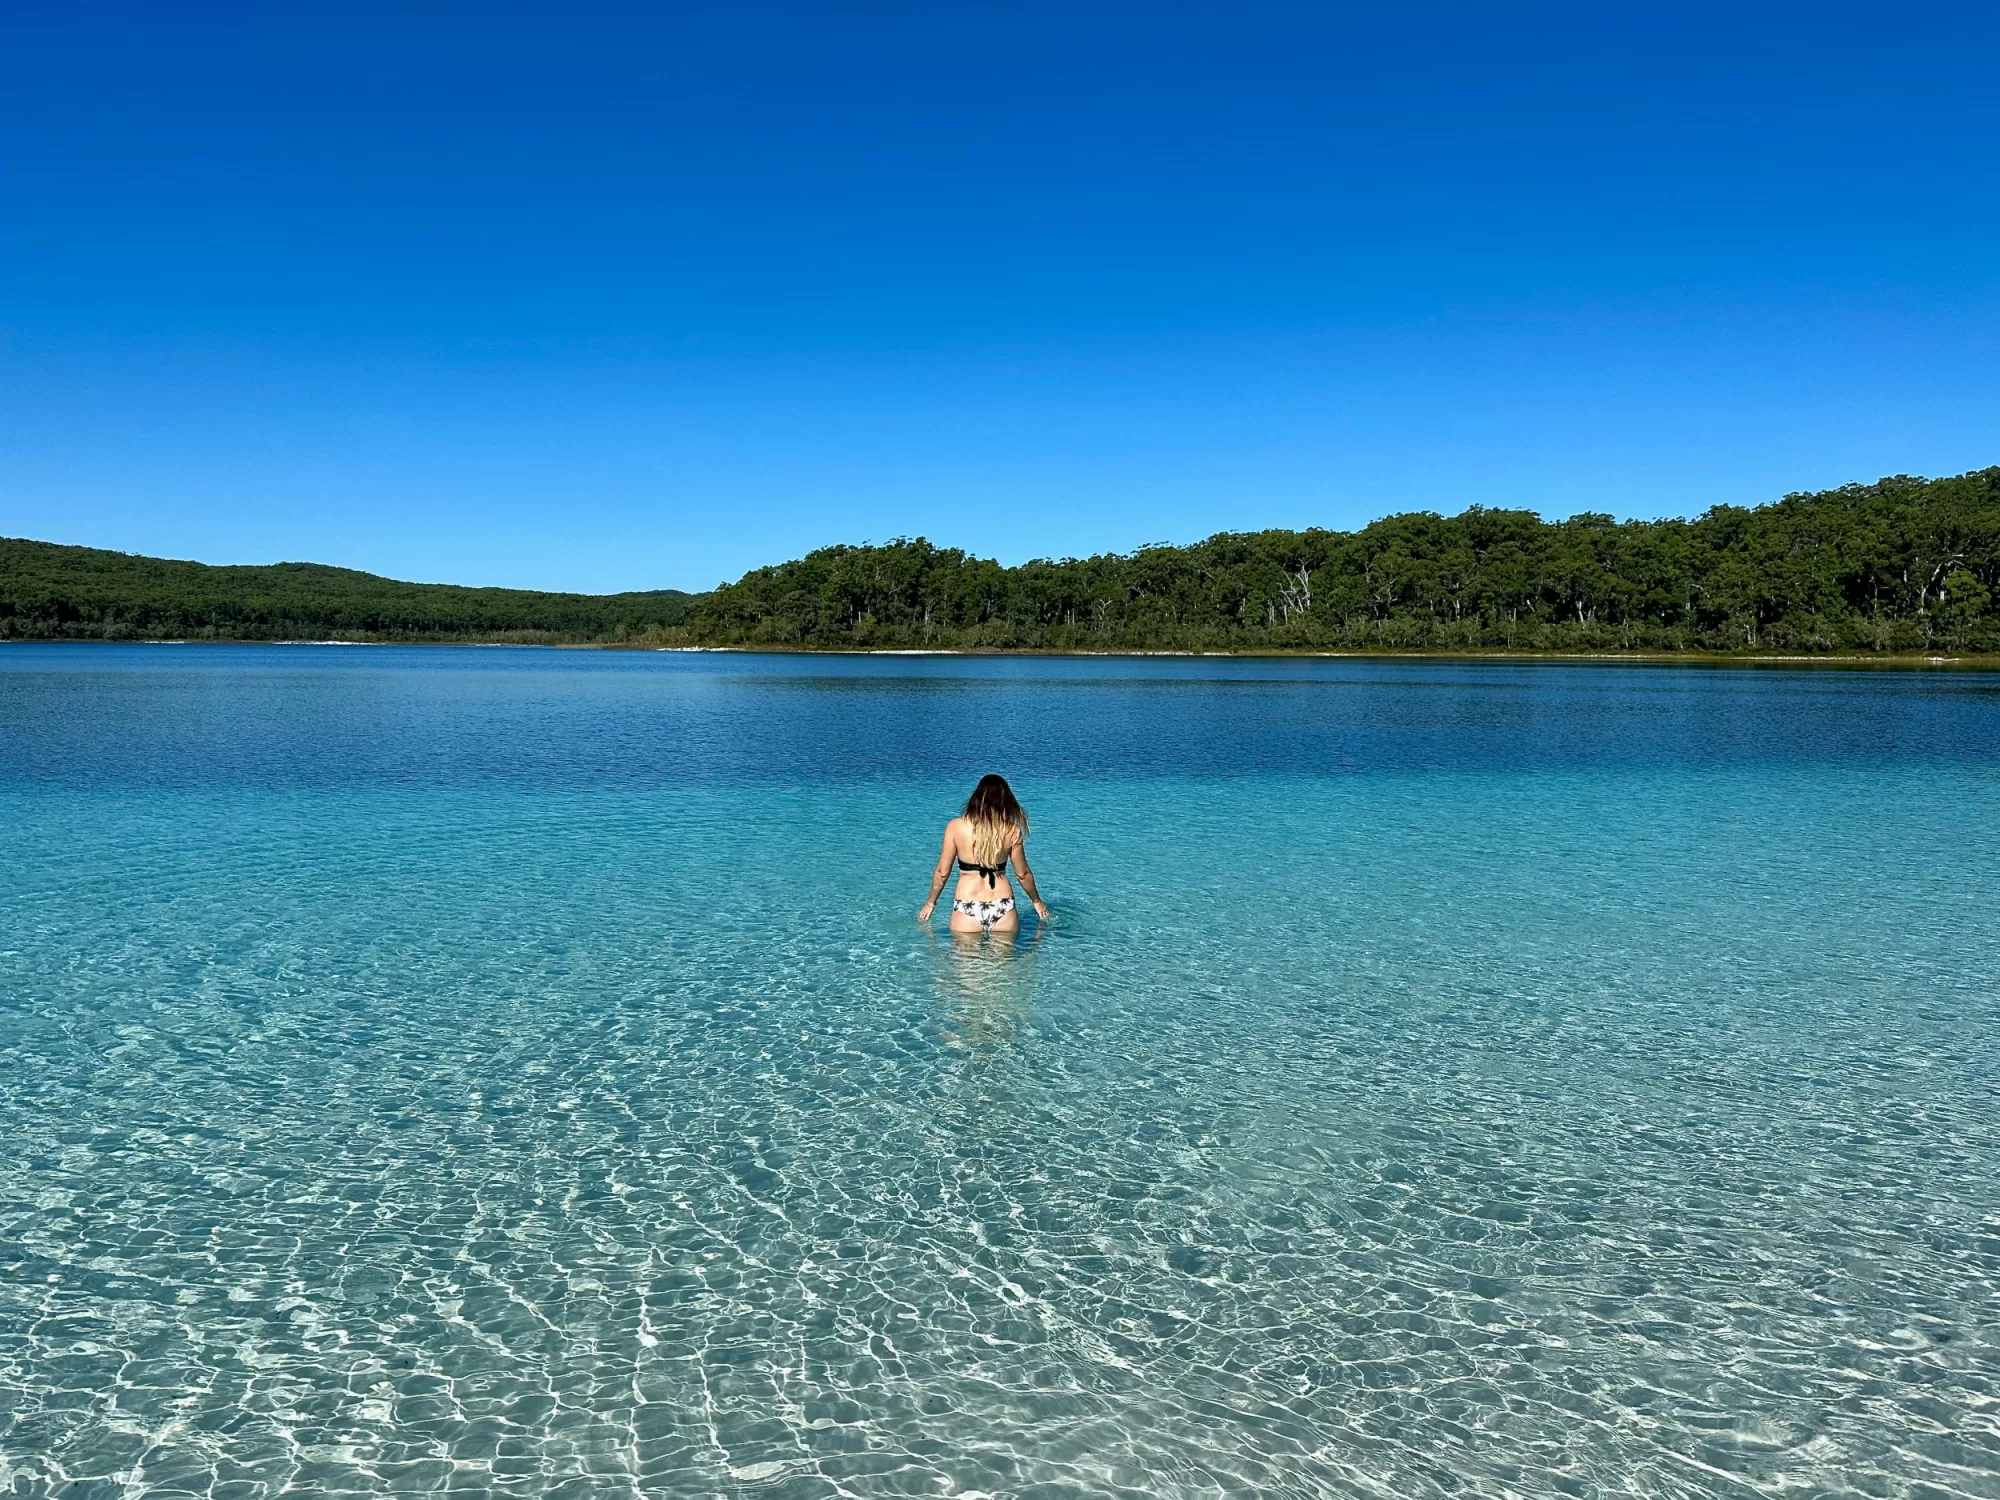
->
[6,467,1997,652]
[690,468,2000,653]
[0,540,692,642]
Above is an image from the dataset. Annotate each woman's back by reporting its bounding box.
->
[948,815,1015,891]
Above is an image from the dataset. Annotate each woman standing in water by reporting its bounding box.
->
[917,774,1050,935]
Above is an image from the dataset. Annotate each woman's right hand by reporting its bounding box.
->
[917,902,935,923]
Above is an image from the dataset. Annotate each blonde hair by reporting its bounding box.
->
[962,774,1028,863]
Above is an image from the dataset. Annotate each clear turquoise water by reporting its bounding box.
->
[2,647,1997,1499]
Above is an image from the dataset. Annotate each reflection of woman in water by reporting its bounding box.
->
[928,911,1042,1056]
[917,774,1050,935]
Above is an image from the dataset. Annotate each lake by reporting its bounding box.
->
[2,646,1996,1499]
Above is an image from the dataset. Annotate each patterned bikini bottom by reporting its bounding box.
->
[951,896,1016,930]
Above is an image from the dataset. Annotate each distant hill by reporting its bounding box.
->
[0,539,696,642]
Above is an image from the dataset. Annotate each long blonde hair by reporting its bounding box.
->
[962,774,1028,863]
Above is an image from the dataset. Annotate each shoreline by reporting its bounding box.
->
[8,637,1998,668]
[643,645,2000,668]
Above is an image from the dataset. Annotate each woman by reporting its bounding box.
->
[917,774,1050,935]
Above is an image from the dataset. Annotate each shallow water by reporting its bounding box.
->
[2,646,1997,1499]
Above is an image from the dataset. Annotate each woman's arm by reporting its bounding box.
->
[916,822,957,922]
[1011,830,1050,920]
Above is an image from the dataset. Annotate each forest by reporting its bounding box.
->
[689,468,2000,653]
[0,540,692,642]
[5,467,1997,652]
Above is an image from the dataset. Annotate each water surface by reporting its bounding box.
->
[3,647,1997,1498]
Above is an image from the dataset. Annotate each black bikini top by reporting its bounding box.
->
[958,856,1008,888]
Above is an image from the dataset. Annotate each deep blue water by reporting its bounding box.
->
[2,646,1997,1499]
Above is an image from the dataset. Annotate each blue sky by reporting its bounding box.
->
[2,1,1995,593]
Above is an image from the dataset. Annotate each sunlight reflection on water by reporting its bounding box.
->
[2,647,1996,1498]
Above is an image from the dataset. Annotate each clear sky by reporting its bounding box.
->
[2,1,1996,593]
